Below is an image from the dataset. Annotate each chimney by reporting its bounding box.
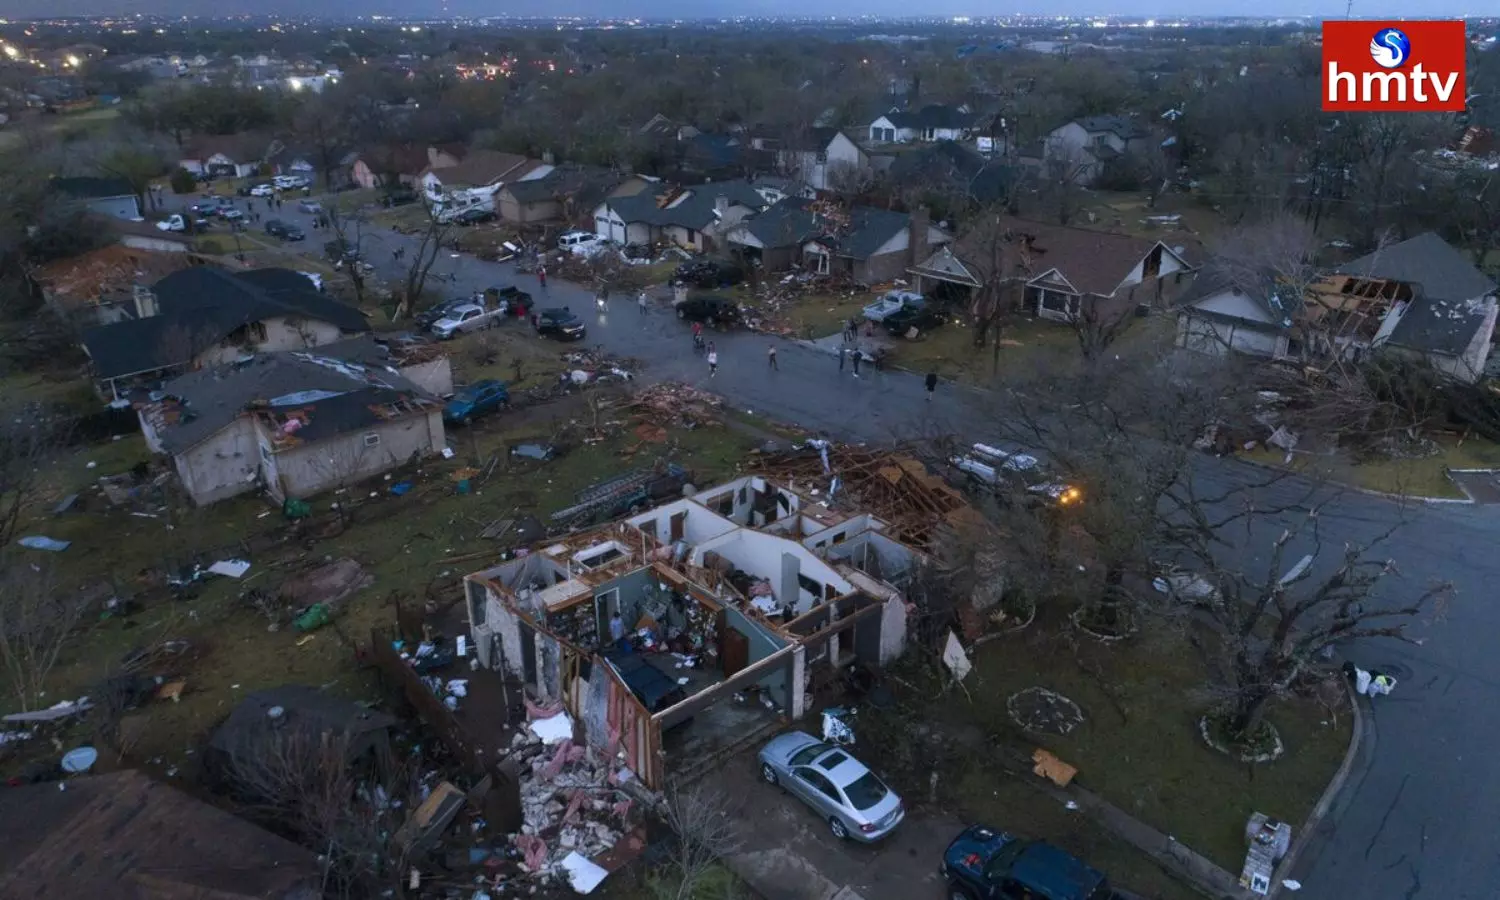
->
[714,195,729,220]
[909,205,931,269]
[541,149,555,165]
[132,284,158,319]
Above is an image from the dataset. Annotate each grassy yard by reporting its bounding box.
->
[1236,431,1500,500]
[925,611,1349,874]
[884,316,1079,384]
[1076,190,1224,242]
[7,389,757,773]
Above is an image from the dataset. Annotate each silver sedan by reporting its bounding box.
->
[757,730,904,842]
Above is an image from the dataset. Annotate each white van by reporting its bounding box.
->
[558,230,603,256]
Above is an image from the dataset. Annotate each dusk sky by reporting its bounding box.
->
[3,0,1493,21]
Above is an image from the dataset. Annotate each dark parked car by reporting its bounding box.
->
[381,187,418,207]
[324,239,359,263]
[884,302,946,336]
[414,297,475,332]
[454,207,497,225]
[265,219,305,241]
[443,379,510,426]
[532,307,587,341]
[674,294,740,327]
[942,826,1126,900]
[485,285,533,316]
[674,260,745,288]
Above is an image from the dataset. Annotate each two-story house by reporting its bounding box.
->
[770,128,868,192]
[592,180,770,252]
[1043,116,1148,184]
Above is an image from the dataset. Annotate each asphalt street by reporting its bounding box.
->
[263,197,1500,899]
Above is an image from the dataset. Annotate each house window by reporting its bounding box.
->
[711,493,733,516]
[815,151,828,165]
[686,229,697,243]
[810,251,830,275]
[362,432,381,447]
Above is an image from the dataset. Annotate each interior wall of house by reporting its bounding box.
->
[628,498,738,547]
[822,531,916,586]
[724,606,790,708]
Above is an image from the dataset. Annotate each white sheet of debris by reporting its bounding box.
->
[560,851,609,894]
[530,711,574,745]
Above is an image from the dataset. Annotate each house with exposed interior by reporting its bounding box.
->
[767,128,868,193]
[138,348,445,505]
[908,218,1197,321]
[419,150,552,214]
[591,180,770,252]
[79,266,369,398]
[30,243,205,325]
[726,198,952,285]
[497,165,649,227]
[1176,233,1499,382]
[50,176,141,220]
[0,768,322,899]
[1043,116,1148,184]
[462,460,969,787]
[868,104,977,145]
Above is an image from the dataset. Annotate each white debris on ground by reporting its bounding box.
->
[505,711,642,893]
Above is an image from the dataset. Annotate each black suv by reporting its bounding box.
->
[884,301,945,336]
[454,207,497,225]
[674,259,745,288]
[532,307,587,341]
[943,826,1125,900]
[674,294,740,327]
[265,219,305,241]
[485,285,533,316]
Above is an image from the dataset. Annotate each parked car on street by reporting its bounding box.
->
[484,285,533,316]
[219,208,245,222]
[274,174,311,189]
[265,219,305,241]
[883,302,946,336]
[443,380,509,426]
[558,230,603,256]
[415,297,474,332]
[249,183,275,197]
[431,303,504,339]
[949,443,1082,508]
[674,259,745,288]
[297,199,323,214]
[757,731,904,843]
[532,307,587,341]
[942,825,1128,900]
[454,207,497,225]
[673,294,740,328]
[863,290,923,322]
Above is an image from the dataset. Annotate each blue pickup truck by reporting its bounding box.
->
[942,826,1127,900]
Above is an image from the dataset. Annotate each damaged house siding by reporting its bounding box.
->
[198,316,344,366]
[266,409,444,502]
[173,418,262,506]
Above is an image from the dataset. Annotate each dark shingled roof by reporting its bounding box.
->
[740,198,915,260]
[51,175,135,199]
[1337,233,1498,356]
[145,349,434,454]
[885,140,1016,204]
[1073,115,1146,141]
[879,105,977,131]
[208,685,399,766]
[605,180,769,231]
[81,267,369,380]
[0,769,321,899]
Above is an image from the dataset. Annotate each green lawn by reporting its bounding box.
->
[912,609,1348,874]
[1237,432,1500,500]
[885,316,1080,384]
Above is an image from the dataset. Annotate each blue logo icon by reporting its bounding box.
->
[1369,28,1411,69]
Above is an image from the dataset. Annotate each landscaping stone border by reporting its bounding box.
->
[1070,606,1138,643]
[1197,713,1286,763]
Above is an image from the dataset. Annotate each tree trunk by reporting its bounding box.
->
[1231,686,1273,739]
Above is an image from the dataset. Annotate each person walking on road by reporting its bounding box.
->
[637,290,649,315]
[838,346,846,373]
[537,265,547,290]
[767,345,778,370]
[925,371,938,401]
[707,343,718,378]
[851,349,862,378]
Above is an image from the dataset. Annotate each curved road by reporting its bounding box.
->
[268,197,1500,899]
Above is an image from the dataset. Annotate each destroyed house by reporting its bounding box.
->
[464,475,918,787]
[138,350,445,505]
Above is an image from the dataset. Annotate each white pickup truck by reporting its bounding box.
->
[431,302,506,339]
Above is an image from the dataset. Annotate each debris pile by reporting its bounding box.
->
[559,348,639,387]
[628,382,723,429]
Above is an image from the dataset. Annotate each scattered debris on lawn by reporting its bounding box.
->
[629,382,723,429]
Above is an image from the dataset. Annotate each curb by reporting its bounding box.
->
[1229,455,1475,506]
[1266,679,1367,899]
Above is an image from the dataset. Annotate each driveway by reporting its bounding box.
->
[267,195,1500,900]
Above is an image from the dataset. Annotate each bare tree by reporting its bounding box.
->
[393,203,454,322]
[1034,146,1092,226]
[324,207,370,309]
[0,558,90,711]
[655,780,744,900]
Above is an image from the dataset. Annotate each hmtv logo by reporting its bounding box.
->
[1322,20,1467,112]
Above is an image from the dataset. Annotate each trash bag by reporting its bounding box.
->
[294,603,329,632]
[822,707,855,746]
[283,498,312,519]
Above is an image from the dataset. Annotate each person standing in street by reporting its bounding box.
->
[537,264,547,290]
[707,343,718,378]
[767,345,778,370]
[637,290,648,315]
[851,349,862,378]
[925,371,939,401]
[838,346,846,373]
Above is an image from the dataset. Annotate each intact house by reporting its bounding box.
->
[868,104,977,145]
[79,266,369,399]
[51,176,140,220]
[592,180,770,252]
[768,128,868,193]
[419,150,552,216]
[138,349,445,506]
[884,140,1016,208]
[0,769,322,899]
[462,475,916,787]
[1042,115,1148,184]
[908,217,1197,320]
[497,165,649,227]
[726,198,952,285]
[350,144,430,189]
[1176,233,1500,383]
[179,133,280,178]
